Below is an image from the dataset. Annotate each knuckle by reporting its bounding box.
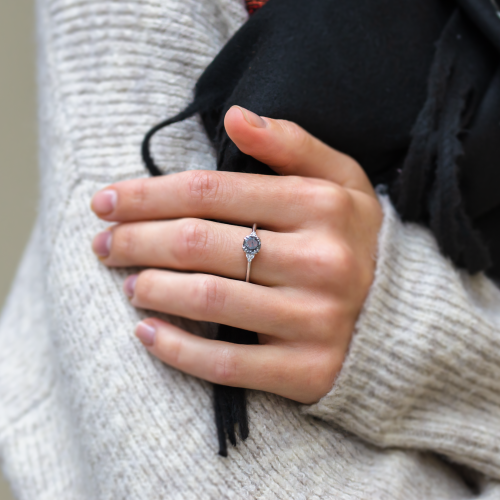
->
[186,170,226,206]
[113,224,137,259]
[289,179,350,218]
[279,119,305,142]
[276,121,310,173]
[315,302,343,334]
[300,299,338,337]
[168,336,184,366]
[135,269,157,304]
[193,276,226,316]
[173,219,211,266]
[329,242,357,280]
[129,179,151,212]
[299,240,356,284]
[213,347,238,384]
[317,185,353,218]
[305,244,338,276]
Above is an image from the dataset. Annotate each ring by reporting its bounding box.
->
[242,224,261,282]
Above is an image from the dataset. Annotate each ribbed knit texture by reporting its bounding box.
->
[306,195,500,480]
[0,1,499,498]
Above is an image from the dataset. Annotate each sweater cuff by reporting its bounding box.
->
[304,192,500,477]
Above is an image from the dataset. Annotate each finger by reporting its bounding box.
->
[91,169,343,231]
[135,319,339,404]
[126,270,316,340]
[224,106,374,195]
[93,218,304,286]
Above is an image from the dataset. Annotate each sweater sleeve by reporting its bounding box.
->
[304,193,500,480]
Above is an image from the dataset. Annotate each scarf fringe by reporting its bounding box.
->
[394,10,491,273]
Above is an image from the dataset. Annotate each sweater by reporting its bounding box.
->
[1,0,500,498]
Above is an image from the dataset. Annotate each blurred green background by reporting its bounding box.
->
[0,1,38,498]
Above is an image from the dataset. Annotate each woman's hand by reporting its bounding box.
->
[90,106,383,404]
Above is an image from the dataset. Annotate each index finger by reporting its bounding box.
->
[91,169,339,230]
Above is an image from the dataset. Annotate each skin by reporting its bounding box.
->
[90,105,383,405]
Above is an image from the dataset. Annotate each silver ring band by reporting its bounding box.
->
[245,261,252,283]
[242,223,261,283]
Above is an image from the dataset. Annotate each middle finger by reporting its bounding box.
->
[94,218,304,286]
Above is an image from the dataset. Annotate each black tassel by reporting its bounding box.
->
[393,9,492,273]
[141,102,201,177]
[213,325,257,456]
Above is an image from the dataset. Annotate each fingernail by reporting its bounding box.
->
[124,274,138,298]
[91,189,117,215]
[92,231,112,258]
[236,106,267,128]
[135,321,156,346]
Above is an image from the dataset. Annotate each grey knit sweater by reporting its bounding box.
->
[1,0,500,498]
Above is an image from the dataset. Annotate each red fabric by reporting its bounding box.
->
[245,0,269,15]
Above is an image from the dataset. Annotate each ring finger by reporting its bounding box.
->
[93,218,303,286]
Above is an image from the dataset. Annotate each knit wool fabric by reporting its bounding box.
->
[1,0,500,498]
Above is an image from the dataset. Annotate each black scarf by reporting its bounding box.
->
[142,0,500,456]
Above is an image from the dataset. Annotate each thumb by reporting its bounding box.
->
[224,105,374,195]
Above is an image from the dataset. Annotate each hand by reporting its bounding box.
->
[90,106,383,404]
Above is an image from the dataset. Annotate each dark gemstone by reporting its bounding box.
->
[246,237,258,250]
[243,234,261,254]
